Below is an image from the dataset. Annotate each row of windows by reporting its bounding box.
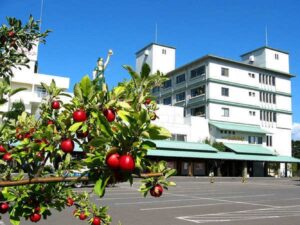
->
[160,65,206,90]
[260,110,277,122]
[170,134,187,141]
[260,92,276,104]
[220,130,236,135]
[266,135,273,146]
[249,111,256,116]
[259,73,276,86]
[191,106,205,116]
[160,86,206,104]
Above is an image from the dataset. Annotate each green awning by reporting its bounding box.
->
[152,140,218,152]
[147,149,300,163]
[224,143,275,155]
[209,120,268,134]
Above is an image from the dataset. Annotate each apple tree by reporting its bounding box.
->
[0,16,176,225]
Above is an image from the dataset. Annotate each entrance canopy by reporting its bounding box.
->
[209,120,268,134]
[224,143,275,155]
[148,140,300,163]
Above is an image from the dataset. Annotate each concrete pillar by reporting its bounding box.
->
[217,161,222,176]
[188,162,193,176]
[264,162,268,177]
[232,162,236,176]
[285,163,288,177]
[242,161,248,177]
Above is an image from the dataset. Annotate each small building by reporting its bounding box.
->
[136,43,298,177]
[0,44,70,116]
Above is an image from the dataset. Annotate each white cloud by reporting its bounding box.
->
[292,123,300,140]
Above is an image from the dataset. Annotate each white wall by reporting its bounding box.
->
[265,48,289,73]
[208,103,260,125]
[136,44,175,75]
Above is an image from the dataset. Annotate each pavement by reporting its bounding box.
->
[2,177,300,225]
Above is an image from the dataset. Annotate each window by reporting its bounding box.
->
[162,49,167,54]
[248,136,256,144]
[163,97,172,105]
[176,92,185,102]
[248,73,255,78]
[222,107,229,117]
[176,74,185,84]
[275,54,279,60]
[272,76,276,86]
[267,135,273,146]
[190,66,205,79]
[191,86,205,97]
[35,86,47,98]
[249,111,256,116]
[221,67,229,77]
[259,73,262,83]
[249,91,255,97]
[162,79,172,89]
[152,86,160,93]
[221,87,229,97]
[171,134,187,141]
[273,94,276,104]
[257,137,263,144]
[191,106,205,116]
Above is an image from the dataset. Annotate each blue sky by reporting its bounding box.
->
[1,0,300,128]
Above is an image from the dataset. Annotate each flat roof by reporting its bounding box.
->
[135,42,176,55]
[167,54,295,78]
[152,140,218,152]
[240,46,289,57]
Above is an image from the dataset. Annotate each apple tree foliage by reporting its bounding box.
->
[0,16,176,225]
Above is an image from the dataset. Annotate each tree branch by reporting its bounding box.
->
[0,173,163,187]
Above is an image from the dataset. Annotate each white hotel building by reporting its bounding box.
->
[136,43,300,177]
[0,45,70,116]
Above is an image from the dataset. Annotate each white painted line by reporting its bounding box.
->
[115,198,203,205]
[140,202,228,211]
[177,204,300,224]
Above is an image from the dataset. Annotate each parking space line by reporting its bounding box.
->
[140,202,228,211]
[177,204,300,224]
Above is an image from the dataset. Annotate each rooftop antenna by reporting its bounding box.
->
[265,25,268,46]
[39,0,44,32]
[155,23,158,43]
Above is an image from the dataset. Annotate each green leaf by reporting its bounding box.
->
[9,87,27,97]
[147,125,171,140]
[123,65,139,81]
[141,63,151,79]
[116,101,132,110]
[165,169,177,179]
[80,75,92,98]
[94,175,111,197]
[141,140,156,150]
[68,122,83,132]
[74,83,83,100]
[10,218,20,225]
[117,110,130,123]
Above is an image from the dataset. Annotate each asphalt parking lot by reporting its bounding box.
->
[2,177,300,225]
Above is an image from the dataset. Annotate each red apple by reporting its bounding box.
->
[60,139,74,153]
[73,109,87,122]
[8,31,15,37]
[51,101,60,110]
[3,153,12,161]
[150,184,163,197]
[144,98,151,105]
[16,133,23,140]
[0,145,6,153]
[76,130,89,139]
[66,197,74,207]
[103,109,115,122]
[79,212,87,220]
[106,153,120,170]
[92,216,101,225]
[119,154,135,172]
[47,120,54,125]
[30,213,41,222]
[24,132,31,139]
[0,202,9,214]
